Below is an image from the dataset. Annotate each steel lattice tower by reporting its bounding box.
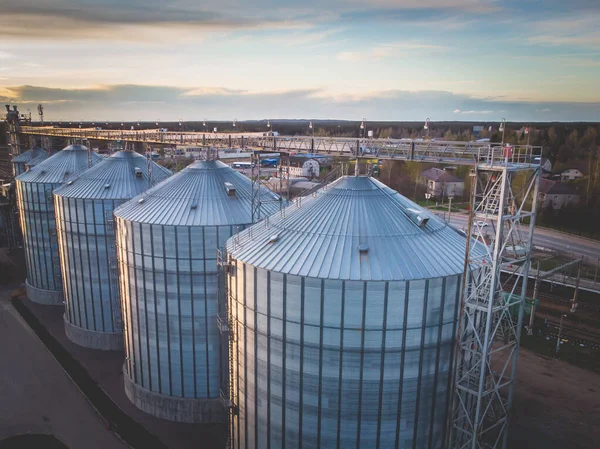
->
[450,161,541,449]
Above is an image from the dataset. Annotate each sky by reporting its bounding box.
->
[1,0,600,121]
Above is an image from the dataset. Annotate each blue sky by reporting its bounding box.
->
[1,0,599,121]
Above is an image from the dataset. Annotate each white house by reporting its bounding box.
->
[420,167,464,199]
[560,168,584,181]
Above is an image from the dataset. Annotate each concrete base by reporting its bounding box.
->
[26,280,63,306]
[64,316,123,351]
[123,366,226,424]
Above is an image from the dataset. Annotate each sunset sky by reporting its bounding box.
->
[1,0,599,121]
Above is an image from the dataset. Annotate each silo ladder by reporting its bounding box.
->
[104,209,123,331]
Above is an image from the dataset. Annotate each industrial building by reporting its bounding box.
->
[225,175,469,449]
[53,150,172,350]
[11,146,49,176]
[15,144,103,305]
[5,117,543,449]
[113,160,283,423]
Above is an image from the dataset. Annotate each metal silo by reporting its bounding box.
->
[16,144,103,305]
[53,150,172,351]
[113,160,282,423]
[11,147,49,176]
[225,175,470,449]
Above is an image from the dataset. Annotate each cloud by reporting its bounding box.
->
[3,84,600,122]
[456,110,494,114]
[526,14,600,48]
[0,1,318,41]
[337,42,445,62]
[0,51,15,59]
[0,0,502,41]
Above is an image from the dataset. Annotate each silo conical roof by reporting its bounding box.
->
[11,147,49,164]
[54,150,172,199]
[16,144,103,183]
[227,175,470,281]
[114,160,282,226]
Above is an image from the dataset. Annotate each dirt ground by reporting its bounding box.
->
[508,349,600,449]
[0,288,128,449]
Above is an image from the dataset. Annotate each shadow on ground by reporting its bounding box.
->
[0,434,68,449]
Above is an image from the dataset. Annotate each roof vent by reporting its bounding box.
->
[134,167,143,177]
[190,203,198,210]
[67,180,74,185]
[224,182,236,196]
[138,198,145,204]
[104,183,110,189]
[358,244,369,253]
[268,234,280,243]
[405,208,430,228]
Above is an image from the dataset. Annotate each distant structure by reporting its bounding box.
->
[11,147,49,177]
[15,145,103,305]
[37,104,44,124]
[53,150,171,350]
[538,178,580,210]
[534,156,552,173]
[113,160,282,423]
[420,167,464,199]
[560,168,584,181]
[289,158,320,178]
[225,175,470,449]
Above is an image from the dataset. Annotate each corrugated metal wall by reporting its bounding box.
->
[55,196,124,334]
[17,180,64,294]
[228,261,462,449]
[116,219,244,399]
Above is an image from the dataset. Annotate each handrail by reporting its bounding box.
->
[19,126,543,167]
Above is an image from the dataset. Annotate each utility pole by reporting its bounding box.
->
[499,118,506,144]
[571,261,582,313]
[528,260,541,335]
[447,195,454,224]
[555,314,566,354]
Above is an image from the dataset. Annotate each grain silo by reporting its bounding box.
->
[53,150,172,350]
[113,159,283,423]
[225,175,469,449]
[16,144,103,305]
[11,147,49,176]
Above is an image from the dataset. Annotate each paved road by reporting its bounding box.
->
[439,212,600,260]
[0,290,127,449]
